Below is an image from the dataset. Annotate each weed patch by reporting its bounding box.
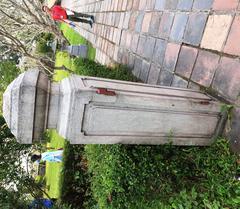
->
[84,140,240,209]
[73,58,137,81]
[60,143,91,209]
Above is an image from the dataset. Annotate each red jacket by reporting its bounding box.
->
[50,5,67,20]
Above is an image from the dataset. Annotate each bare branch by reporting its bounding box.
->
[0,8,25,25]
[0,0,70,75]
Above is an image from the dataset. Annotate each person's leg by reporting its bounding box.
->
[72,11,93,19]
[68,15,93,27]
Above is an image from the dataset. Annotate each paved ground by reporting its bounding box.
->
[61,0,240,104]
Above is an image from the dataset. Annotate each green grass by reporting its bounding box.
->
[45,130,66,198]
[59,144,90,209]
[54,52,72,81]
[45,23,97,199]
[45,163,62,198]
[85,140,240,209]
[53,23,97,80]
[60,23,96,60]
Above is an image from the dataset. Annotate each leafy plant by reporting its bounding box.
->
[35,175,46,187]
[36,33,54,55]
[59,143,91,209]
[0,60,21,113]
[84,140,240,209]
[73,58,138,82]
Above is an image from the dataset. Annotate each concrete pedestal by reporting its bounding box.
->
[3,69,227,146]
[62,45,88,57]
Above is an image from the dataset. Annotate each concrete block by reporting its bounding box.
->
[125,31,133,48]
[158,69,174,86]
[118,12,125,28]
[176,45,198,78]
[170,12,189,42]
[177,0,194,10]
[158,12,175,39]
[132,0,140,10]
[133,56,143,77]
[172,76,188,88]
[127,0,134,10]
[224,15,240,56]
[146,0,156,10]
[139,0,147,10]
[128,11,138,30]
[122,0,128,10]
[153,39,167,65]
[117,0,123,11]
[155,0,165,10]
[201,15,233,51]
[123,12,131,29]
[139,60,151,82]
[135,12,145,32]
[184,13,208,46]
[149,12,162,36]
[114,12,121,27]
[193,0,213,10]
[127,53,135,69]
[142,12,152,33]
[143,36,156,60]
[213,0,239,10]
[213,57,240,101]
[137,35,147,57]
[147,63,161,84]
[165,0,179,10]
[130,33,140,53]
[163,43,181,72]
[191,50,220,87]
[120,30,127,47]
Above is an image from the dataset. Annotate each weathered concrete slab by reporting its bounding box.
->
[3,69,227,147]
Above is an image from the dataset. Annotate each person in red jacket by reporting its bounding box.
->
[42,5,94,28]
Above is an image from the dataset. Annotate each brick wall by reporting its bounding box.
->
[62,0,240,104]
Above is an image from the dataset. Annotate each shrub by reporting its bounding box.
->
[42,130,52,143]
[73,58,138,82]
[84,139,240,209]
[60,143,91,209]
[35,175,46,187]
[36,33,54,55]
[52,201,72,209]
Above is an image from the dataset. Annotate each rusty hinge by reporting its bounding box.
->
[96,88,116,96]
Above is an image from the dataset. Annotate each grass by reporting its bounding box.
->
[84,140,240,209]
[54,52,72,81]
[60,23,96,60]
[45,23,97,199]
[53,23,97,80]
[59,143,90,209]
[45,130,65,198]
